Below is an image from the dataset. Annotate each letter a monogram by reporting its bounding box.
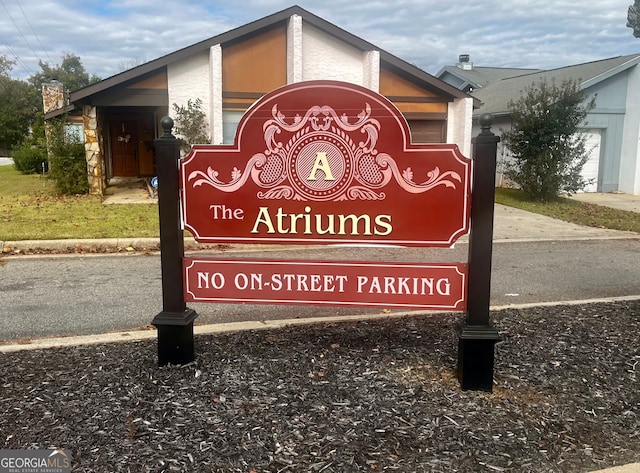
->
[307,152,335,181]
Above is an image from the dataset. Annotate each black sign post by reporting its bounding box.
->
[458,113,502,391]
[152,117,198,366]
[152,106,502,391]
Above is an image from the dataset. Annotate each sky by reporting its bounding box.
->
[1,0,639,82]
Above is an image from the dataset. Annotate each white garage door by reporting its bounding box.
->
[580,129,601,193]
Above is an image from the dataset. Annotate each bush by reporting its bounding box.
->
[172,98,209,154]
[47,118,89,194]
[12,141,48,174]
[502,78,596,201]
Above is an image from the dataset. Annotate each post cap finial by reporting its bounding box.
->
[160,116,175,138]
[478,113,494,135]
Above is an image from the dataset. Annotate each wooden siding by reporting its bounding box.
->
[380,68,448,142]
[92,71,168,107]
[407,120,446,143]
[222,26,287,110]
[127,70,167,90]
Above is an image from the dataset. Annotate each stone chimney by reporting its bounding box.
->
[42,81,67,115]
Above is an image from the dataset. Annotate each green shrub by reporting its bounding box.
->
[47,118,89,194]
[12,141,48,174]
[502,78,596,201]
[172,98,209,154]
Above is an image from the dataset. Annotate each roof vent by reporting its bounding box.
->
[457,54,473,70]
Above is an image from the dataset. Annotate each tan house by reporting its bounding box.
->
[44,5,476,195]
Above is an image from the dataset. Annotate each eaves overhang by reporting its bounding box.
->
[63,5,477,110]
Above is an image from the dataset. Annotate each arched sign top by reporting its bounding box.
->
[233,80,414,153]
[181,80,471,247]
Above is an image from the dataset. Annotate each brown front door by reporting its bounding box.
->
[110,120,138,176]
[136,114,156,176]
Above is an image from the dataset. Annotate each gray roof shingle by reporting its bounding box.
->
[471,54,640,116]
[438,65,541,90]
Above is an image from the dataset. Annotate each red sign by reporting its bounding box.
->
[180,81,471,247]
[184,257,467,310]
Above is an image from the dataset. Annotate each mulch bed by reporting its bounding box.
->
[1,300,638,472]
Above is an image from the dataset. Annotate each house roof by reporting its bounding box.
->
[471,53,640,117]
[436,65,542,91]
[65,5,471,109]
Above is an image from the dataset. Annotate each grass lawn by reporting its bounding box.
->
[495,188,640,234]
[0,166,159,241]
[1,165,638,241]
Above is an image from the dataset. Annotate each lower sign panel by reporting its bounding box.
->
[184,258,467,310]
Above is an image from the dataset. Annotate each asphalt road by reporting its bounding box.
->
[1,239,639,341]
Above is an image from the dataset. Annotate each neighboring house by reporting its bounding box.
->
[439,54,640,194]
[436,55,541,93]
[43,6,475,195]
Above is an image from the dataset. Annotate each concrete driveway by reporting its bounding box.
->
[570,192,640,213]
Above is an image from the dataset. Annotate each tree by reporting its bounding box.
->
[628,0,640,37]
[25,53,100,158]
[46,116,89,194]
[501,78,596,201]
[0,55,15,76]
[0,55,40,151]
[118,56,147,72]
[28,53,100,93]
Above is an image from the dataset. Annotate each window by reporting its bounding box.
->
[64,123,84,143]
[222,111,245,145]
[407,120,446,143]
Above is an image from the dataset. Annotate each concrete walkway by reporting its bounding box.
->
[570,192,640,213]
[490,203,638,242]
[102,177,156,204]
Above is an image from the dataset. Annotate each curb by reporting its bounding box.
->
[0,238,325,255]
[589,464,640,473]
[2,295,639,354]
[1,238,161,251]
[2,234,639,255]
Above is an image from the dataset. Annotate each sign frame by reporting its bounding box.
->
[152,81,502,392]
[183,257,467,311]
[180,81,471,248]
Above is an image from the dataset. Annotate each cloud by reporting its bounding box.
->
[0,0,638,82]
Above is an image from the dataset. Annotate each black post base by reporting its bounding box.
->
[153,309,198,366]
[457,325,502,392]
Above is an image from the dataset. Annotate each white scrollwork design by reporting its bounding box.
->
[257,186,296,200]
[188,102,462,200]
[188,154,266,192]
[376,152,462,193]
[344,187,386,201]
[267,104,375,134]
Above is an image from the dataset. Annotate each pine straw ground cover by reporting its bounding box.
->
[1,300,638,473]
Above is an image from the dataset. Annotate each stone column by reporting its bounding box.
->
[83,105,105,194]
